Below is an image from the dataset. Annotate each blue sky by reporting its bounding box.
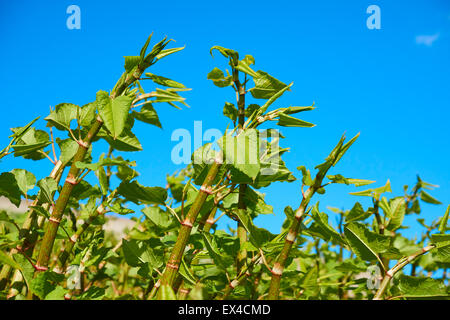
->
[1,0,449,240]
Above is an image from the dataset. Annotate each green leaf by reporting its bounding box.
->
[223,102,238,122]
[277,113,315,128]
[201,232,228,269]
[45,286,68,300]
[78,286,106,300]
[431,234,450,249]
[327,174,375,187]
[124,56,141,73]
[37,177,58,204]
[75,157,136,172]
[11,169,36,196]
[11,128,50,159]
[122,239,163,269]
[297,166,314,186]
[235,208,275,248]
[309,203,345,245]
[420,190,441,205]
[345,202,372,223]
[250,71,288,100]
[100,127,143,152]
[235,57,258,78]
[210,45,239,62]
[142,206,172,229]
[439,205,450,233]
[218,129,260,181]
[145,73,186,88]
[396,275,448,298]
[155,46,185,61]
[58,138,79,163]
[386,197,406,231]
[344,222,391,265]
[8,116,40,141]
[30,271,64,300]
[0,172,21,207]
[117,180,167,205]
[44,103,79,131]
[350,179,391,198]
[0,251,22,270]
[179,256,197,286]
[207,67,233,88]
[131,103,162,128]
[97,91,133,139]
[79,102,97,127]
[97,166,108,195]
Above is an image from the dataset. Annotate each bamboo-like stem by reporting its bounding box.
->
[55,190,117,271]
[232,61,248,276]
[267,167,333,299]
[0,160,64,290]
[158,157,222,292]
[177,281,191,300]
[35,117,104,270]
[373,244,435,300]
[221,252,262,300]
[267,186,316,300]
[34,42,156,271]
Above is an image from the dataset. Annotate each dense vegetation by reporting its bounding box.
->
[0,35,448,300]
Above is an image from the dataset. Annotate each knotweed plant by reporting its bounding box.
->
[0,35,448,300]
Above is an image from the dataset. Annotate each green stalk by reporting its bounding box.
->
[35,43,155,271]
[373,244,435,300]
[233,64,248,275]
[203,207,218,233]
[35,118,104,270]
[0,160,64,290]
[55,190,117,271]
[267,186,316,300]
[158,158,222,290]
[221,252,261,300]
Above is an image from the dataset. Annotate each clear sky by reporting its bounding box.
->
[1,0,449,240]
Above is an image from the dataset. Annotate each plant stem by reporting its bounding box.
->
[158,157,222,291]
[55,190,117,271]
[35,51,152,271]
[0,160,64,290]
[267,166,331,299]
[232,63,248,276]
[35,117,104,270]
[373,244,435,300]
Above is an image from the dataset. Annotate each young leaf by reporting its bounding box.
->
[58,138,79,163]
[350,179,391,198]
[45,103,79,131]
[438,205,450,233]
[344,222,391,265]
[145,73,186,88]
[97,92,133,139]
[117,180,167,205]
[223,102,238,122]
[37,177,58,204]
[11,169,36,196]
[250,71,288,100]
[276,113,315,128]
[207,68,233,88]
[327,174,375,187]
[396,275,448,298]
[0,172,22,207]
[420,190,442,205]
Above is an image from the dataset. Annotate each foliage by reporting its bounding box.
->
[0,35,448,301]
